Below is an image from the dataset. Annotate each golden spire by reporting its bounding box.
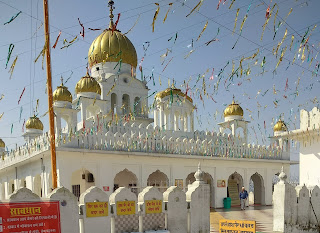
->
[108,0,115,29]
[60,76,64,86]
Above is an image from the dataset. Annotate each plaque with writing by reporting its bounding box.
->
[219,219,256,233]
[116,201,135,215]
[86,202,108,217]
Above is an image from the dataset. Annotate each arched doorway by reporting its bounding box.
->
[71,169,95,199]
[249,173,265,205]
[186,172,214,208]
[227,172,243,206]
[114,169,138,195]
[122,94,130,115]
[111,93,117,113]
[147,170,169,193]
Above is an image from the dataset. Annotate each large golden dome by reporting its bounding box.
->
[88,24,137,68]
[274,120,287,132]
[155,88,193,103]
[75,73,101,95]
[26,116,44,131]
[224,100,243,117]
[0,138,5,148]
[53,83,72,103]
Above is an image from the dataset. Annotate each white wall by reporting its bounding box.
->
[299,143,320,186]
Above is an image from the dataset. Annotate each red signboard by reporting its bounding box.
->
[0,201,61,233]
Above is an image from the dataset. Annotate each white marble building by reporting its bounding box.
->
[0,3,296,208]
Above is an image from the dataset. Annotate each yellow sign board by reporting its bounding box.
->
[219,219,256,233]
[86,202,108,217]
[145,200,162,214]
[116,201,135,215]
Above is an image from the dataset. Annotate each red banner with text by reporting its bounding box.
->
[0,201,61,233]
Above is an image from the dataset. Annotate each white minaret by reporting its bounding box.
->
[53,77,78,134]
[154,87,194,132]
[87,0,152,126]
[218,97,248,143]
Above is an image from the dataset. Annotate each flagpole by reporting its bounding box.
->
[43,0,57,189]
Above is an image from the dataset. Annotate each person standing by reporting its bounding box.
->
[239,187,248,210]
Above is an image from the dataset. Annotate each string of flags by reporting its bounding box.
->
[0,0,320,147]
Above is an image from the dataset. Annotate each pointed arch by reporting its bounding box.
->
[147,170,169,193]
[250,172,265,205]
[71,169,96,199]
[227,172,244,206]
[114,169,138,194]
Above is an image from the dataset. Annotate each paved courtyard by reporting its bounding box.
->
[210,206,274,233]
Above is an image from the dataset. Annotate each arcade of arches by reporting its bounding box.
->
[227,172,265,206]
[69,168,266,208]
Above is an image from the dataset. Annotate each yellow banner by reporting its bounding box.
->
[219,219,256,233]
[116,201,135,215]
[86,202,108,217]
[145,200,162,214]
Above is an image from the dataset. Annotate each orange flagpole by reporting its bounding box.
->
[43,0,57,189]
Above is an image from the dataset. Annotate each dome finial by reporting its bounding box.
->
[108,0,115,29]
[232,95,235,104]
[60,76,64,86]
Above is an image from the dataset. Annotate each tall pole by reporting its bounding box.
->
[43,0,57,189]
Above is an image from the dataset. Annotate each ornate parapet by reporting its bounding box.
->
[0,122,286,169]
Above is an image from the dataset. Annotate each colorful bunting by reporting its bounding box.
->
[197,21,208,41]
[4,11,22,25]
[152,3,160,32]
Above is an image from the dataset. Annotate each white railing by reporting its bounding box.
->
[0,122,287,169]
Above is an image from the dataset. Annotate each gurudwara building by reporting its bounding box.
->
[0,2,296,208]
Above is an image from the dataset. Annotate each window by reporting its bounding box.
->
[87,173,94,183]
[72,184,81,199]
[11,183,15,193]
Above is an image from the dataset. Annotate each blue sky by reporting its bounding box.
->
[0,0,319,165]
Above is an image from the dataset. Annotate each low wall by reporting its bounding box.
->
[273,168,320,233]
[0,165,210,233]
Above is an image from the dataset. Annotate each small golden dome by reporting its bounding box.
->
[0,138,5,148]
[88,27,137,68]
[155,88,193,103]
[75,73,101,95]
[224,100,243,117]
[53,83,72,103]
[26,116,44,131]
[274,120,288,132]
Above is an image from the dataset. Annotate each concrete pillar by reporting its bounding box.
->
[154,109,158,127]
[160,105,164,129]
[186,163,210,233]
[80,102,88,125]
[273,167,296,232]
[190,113,194,132]
[116,93,122,115]
[184,114,188,132]
[170,109,174,130]
[164,111,169,130]
[55,114,61,134]
[181,112,185,132]
[174,113,178,131]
